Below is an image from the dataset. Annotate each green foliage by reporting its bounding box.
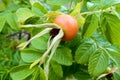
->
[74,70,92,80]
[100,13,120,46]
[21,49,43,63]
[75,41,97,64]
[50,61,63,78]
[10,65,36,80]
[82,14,98,38]
[0,13,6,32]
[0,11,19,32]
[88,49,108,77]
[16,8,35,24]
[6,12,19,30]
[1,0,120,80]
[10,65,46,80]
[46,0,69,6]
[31,1,47,16]
[31,37,47,50]
[52,46,72,66]
[107,47,120,69]
[70,2,85,26]
[113,72,120,80]
[39,67,47,80]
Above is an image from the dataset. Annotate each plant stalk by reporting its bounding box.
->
[81,6,115,15]
[20,23,61,29]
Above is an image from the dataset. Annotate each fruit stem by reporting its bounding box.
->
[81,6,115,15]
[20,23,61,29]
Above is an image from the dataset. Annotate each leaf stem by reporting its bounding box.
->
[81,6,115,15]
[20,23,61,29]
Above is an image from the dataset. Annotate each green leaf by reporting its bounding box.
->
[39,67,47,80]
[50,5,61,11]
[31,37,47,50]
[116,4,120,14]
[90,0,120,9]
[74,71,92,80]
[21,49,43,63]
[6,12,19,30]
[30,67,47,80]
[92,32,111,47]
[10,65,36,80]
[88,49,108,77]
[70,2,85,26]
[113,72,120,80]
[101,13,120,46]
[107,47,120,69]
[96,0,114,8]
[71,2,82,15]
[45,11,62,23]
[0,2,6,10]
[46,0,69,5]
[75,42,97,64]
[52,46,72,66]
[16,8,35,24]
[49,63,62,80]
[50,61,63,77]
[30,68,40,80]
[82,14,98,38]
[65,33,82,48]
[0,13,6,32]
[32,2,47,16]
[24,16,40,24]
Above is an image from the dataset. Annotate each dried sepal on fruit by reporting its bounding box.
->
[17,14,78,79]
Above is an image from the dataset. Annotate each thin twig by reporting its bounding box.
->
[20,23,61,29]
[81,6,115,15]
